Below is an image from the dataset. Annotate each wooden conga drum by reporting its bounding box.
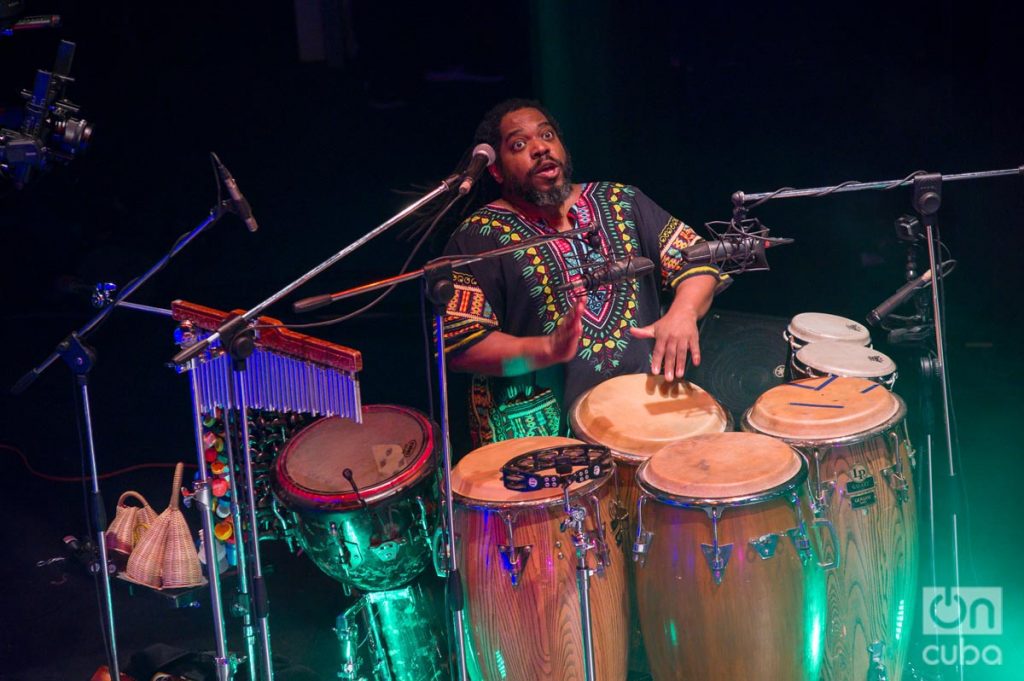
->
[633,432,831,681]
[569,373,731,540]
[743,376,918,681]
[451,436,629,681]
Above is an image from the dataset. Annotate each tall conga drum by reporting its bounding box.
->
[451,436,629,681]
[743,376,918,681]
[569,373,731,539]
[633,432,832,681]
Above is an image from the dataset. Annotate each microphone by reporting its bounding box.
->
[1,15,62,34]
[556,256,655,293]
[457,143,496,195]
[680,235,794,266]
[866,267,936,326]
[211,153,259,232]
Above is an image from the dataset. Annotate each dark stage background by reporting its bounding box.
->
[1,2,1021,680]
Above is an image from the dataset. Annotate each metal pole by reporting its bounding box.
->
[189,364,234,681]
[433,311,469,681]
[79,376,121,681]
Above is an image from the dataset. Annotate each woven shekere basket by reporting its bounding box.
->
[125,462,204,589]
[105,491,157,555]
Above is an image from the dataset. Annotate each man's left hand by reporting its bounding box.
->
[630,307,701,381]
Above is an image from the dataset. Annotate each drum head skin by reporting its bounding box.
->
[788,312,871,345]
[746,376,901,440]
[275,405,435,509]
[452,436,604,508]
[570,374,729,462]
[638,432,804,504]
[796,341,896,377]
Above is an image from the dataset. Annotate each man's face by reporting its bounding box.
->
[490,107,573,207]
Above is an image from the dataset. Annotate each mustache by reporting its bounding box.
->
[529,156,563,176]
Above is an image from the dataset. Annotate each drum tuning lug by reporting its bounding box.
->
[786,527,813,565]
[700,543,733,584]
[609,500,629,548]
[498,544,532,586]
[880,466,910,504]
[748,534,780,559]
[867,641,890,681]
[632,531,653,567]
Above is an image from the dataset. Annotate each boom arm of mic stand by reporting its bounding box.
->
[172,175,463,364]
[12,208,225,395]
[292,227,594,311]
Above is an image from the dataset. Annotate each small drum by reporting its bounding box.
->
[793,341,898,388]
[743,377,918,681]
[786,312,872,351]
[633,432,832,681]
[569,373,731,536]
[273,405,438,591]
[451,436,629,681]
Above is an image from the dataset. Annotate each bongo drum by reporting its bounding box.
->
[451,436,629,681]
[633,432,833,681]
[786,312,872,351]
[743,377,918,681]
[793,341,898,388]
[273,405,438,591]
[569,374,731,541]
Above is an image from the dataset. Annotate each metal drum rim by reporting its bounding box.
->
[739,392,907,448]
[634,450,808,509]
[273,404,438,511]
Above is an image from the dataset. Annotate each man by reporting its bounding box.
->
[442,99,729,446]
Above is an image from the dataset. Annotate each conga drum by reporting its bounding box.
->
[569,373,731,540]
[272,405,439,591]
[793,341,898,389]
[743,377,918,681]
[633,432,832,681]
[451,436,629,681]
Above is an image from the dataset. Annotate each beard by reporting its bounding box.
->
[506,153,574,207]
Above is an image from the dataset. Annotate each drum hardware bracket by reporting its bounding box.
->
[369,538,405,562]
[749,534,780,559]
[882,430,911,504]
[609,499,629,548]
[497,512,531,586]
[866,640,890,681]
[329,521,356,566]
[632,496,653,567]
[701,506,733,584]
[786,491,814,566]
[587,494,612,574]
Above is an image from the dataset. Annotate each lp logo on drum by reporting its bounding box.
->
[923,587,1001,635]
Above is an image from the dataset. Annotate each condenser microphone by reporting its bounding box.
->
[457,143,496,195]
[680,235,793,266]
[867,268,934,326]
[556,256,655,293]
[212,153,259,232]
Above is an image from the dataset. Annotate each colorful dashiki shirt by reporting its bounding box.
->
[443,181,729,445]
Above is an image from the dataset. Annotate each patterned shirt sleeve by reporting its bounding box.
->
[441,268,500,353]
[629,186,730,293]
[658,216,731,291]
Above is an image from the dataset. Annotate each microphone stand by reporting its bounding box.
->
[293,231,587,681]
[732,163,1023,678]
[8,201,236,681]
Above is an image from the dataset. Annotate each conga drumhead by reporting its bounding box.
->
[569,374,729,462]
[745,376,903,441]
[275,405,435,510]
[638,432,804,505]
[796,341,896,378]
[452,436,603,508]
[788,312,871,345]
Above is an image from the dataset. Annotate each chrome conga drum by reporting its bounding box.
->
[633,432,833,681]
[272,405,438,591]
[743,377,918,681]
[451,436,629,681]
[793,341,898,388]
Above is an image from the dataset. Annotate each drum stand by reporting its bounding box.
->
[560,484,599,681]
